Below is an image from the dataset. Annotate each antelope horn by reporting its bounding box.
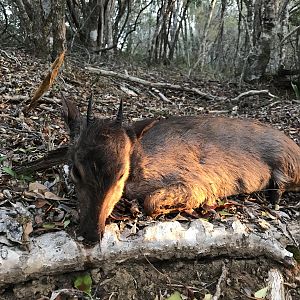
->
[87,94,94,126]
[116,99,123,125]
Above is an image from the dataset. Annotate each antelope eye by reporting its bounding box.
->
[118,172,125,180]
[71,165,81,182]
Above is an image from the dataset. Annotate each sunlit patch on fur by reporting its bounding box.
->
[97,137,131,235]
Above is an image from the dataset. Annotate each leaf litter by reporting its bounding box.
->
[0,49,300,299]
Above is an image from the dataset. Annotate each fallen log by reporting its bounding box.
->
[85,66,277,103]
[0,218,296,287]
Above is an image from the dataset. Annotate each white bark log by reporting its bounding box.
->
[0,219,296,286]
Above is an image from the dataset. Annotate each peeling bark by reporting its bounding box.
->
[0,219,297,286]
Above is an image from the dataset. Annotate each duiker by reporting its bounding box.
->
[63,98,300,241]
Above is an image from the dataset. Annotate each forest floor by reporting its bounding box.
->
[0,49,300,299]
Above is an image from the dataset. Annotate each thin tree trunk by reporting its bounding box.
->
[51,0,66,60]
[188,0,217,76]
[168,0,191,61]
[243,0,277,82]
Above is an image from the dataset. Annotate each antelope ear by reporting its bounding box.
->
[61,98,82,140]
[132,118,159,139]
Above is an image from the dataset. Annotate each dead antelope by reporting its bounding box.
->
[62,98,300,242]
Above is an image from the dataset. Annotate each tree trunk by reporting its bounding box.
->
[243,0,277,82]
[87,0,100,49]
[168,0,191,61]
[51,0,66,60]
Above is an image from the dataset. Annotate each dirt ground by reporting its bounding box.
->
[1,257,300,299]
[0,49,300,299]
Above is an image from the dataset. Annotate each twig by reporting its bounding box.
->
[208,110,230,114]
[3,95,29,102]
[86,67,278,106]
[119,85,138,97]
[167,283,204,293]
[281,25,300,45]
[212,263,228,300]
[108,292,118,300]
[143,253,171,284]
[39,104,56,112]
[151,88,175,105]
[231,90,277,103]
[0,49,20,65]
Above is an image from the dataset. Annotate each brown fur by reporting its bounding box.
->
[63,99,300,241]
[126,116,300,215]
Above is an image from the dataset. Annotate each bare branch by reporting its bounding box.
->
[231,89,277,103]
[121,0,154,50]
[281,25,300,45]
[86,66,221,100]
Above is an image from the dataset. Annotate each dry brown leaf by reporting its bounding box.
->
[28,182,48,192]
[34,215,44,227]
[22,221,33,243]
[34,199,51,208]
[44,191,64,201]
[26,50,66,112]
[23,190,45,200]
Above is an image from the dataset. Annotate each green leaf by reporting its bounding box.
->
[165,291,182,300]
[74,274,92,296]
[18,148,27,153]
[14,147,36,154]
[2,166,16,177]
[42,223,56,229]
[286,245,300,263]
[254,287,268,298]
[18,174,34,182]
[291,82,300,100]
[64,219,71,228]
[218,210,233,216]
[0,156,6,163]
